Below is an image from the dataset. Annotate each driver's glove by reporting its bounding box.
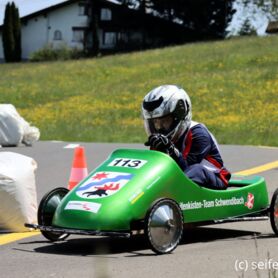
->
[145,134,180,159]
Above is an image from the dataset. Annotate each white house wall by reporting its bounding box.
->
[0,2,89,60]
[46,3,88,50]
[21,15,48,59]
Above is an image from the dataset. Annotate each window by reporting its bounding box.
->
[78,4,86,15]
[117,32,128,43]
[53,30,62,40]
[72,29,84,42]
[100,8,112,21]
[103,32,116,45]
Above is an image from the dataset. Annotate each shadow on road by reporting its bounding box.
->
[15,226,276,257]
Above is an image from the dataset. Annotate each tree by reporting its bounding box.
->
[86,0,100,56]
[2,1,21,62]
[227,0,278,36]
[121,0,140,9]
[2,3,14,62]
[207,0,236,37]
[179,0,235,38]
[238,18,257,35]
[135,0,236,38]
[12,2,21,61]
[252,0,278,18]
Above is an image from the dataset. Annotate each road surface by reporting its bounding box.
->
[0,142,277,278]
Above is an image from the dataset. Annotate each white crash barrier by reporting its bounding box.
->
[0,104,40,147]
[0,152,38,232]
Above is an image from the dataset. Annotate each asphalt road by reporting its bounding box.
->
[0,141,278,278]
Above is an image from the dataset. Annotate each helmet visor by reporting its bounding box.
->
[147,114,177,136]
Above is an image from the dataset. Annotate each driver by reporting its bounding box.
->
[142,85,231,190]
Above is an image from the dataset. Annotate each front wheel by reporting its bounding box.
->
[145,198,183,254]
[38,187,69,241]
[270,188,278,236]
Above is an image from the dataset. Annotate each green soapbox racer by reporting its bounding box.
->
[25,149,278,254]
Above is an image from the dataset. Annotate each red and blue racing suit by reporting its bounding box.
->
[173,121,231,189]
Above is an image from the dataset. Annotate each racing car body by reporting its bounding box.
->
[26,149,278,254]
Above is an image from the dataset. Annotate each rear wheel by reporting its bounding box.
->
[145,198,183,254]
[38,187,69,241]
[270,188,278,236]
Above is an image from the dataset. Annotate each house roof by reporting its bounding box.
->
[0,0,121,25]
[266,21,278,34]
[0,0,67,25]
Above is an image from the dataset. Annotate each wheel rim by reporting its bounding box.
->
[148,201,182,253]
[274,197,278,229]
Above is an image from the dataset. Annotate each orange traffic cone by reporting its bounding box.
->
[68,146,88,190]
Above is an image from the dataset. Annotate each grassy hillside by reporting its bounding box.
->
[0,35,277,146]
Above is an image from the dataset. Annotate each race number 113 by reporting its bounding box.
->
[108,158,147,169]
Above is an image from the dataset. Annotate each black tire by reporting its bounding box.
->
[270,188,278,236]
[38,187,69,241]
[145,198,183,254]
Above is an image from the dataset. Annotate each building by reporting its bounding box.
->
[0,0,91,60]
[0,0,197,60]
[266,21,278,34]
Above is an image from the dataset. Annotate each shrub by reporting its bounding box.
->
[238,19,257,36]
[29,44,85,62]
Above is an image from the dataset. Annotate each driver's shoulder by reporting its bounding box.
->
[190,121,209,134]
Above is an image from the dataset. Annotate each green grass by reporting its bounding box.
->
[0,35,277,146]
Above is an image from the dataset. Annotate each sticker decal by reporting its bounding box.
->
[179,197,245,211]
[76,171,133,199]
[245,193,255,209]
[129,189,144,204]
[65,201,101,213]
[108,158,147,169]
